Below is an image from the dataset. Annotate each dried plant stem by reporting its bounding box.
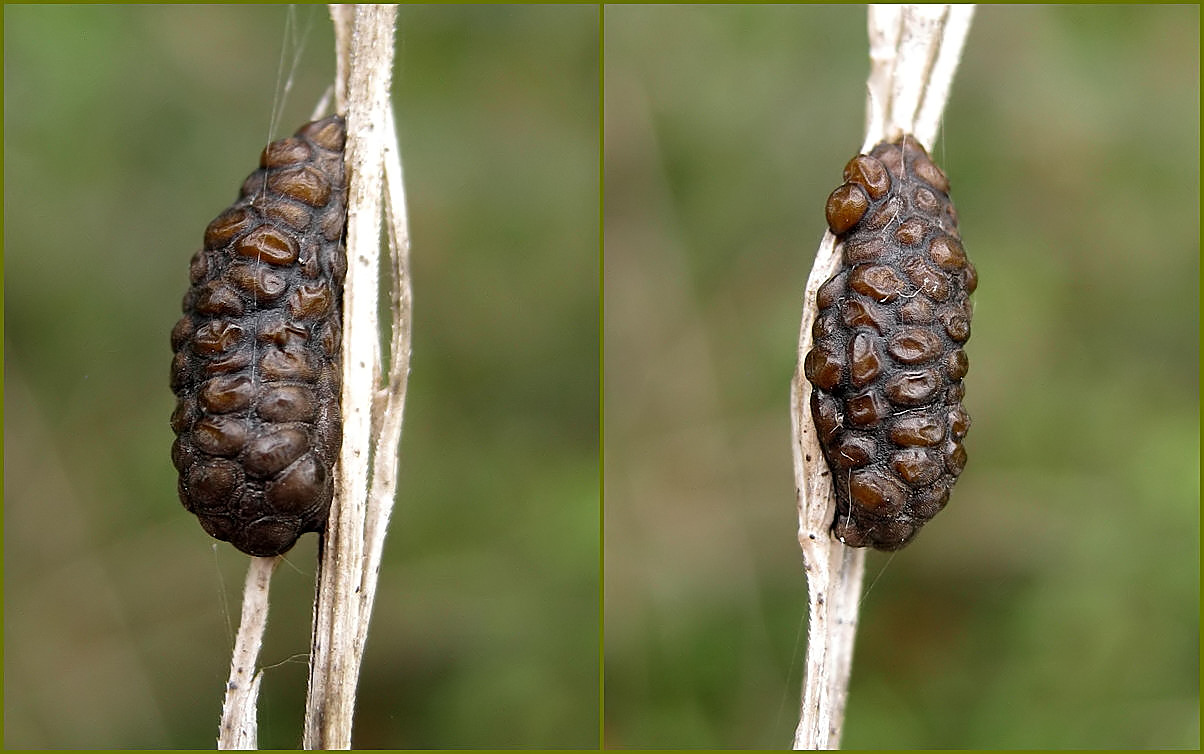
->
[303,4,410,749]
[791,5,973,749]
[217,556,280,750]
[208,6,409,750]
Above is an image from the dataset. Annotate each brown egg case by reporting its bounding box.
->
[170,116,347,557]
[806,136,976,551]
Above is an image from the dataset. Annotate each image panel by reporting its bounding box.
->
[602,5,1198,749]
[5,5,600,748]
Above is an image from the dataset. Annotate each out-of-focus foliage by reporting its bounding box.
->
[604,5,1198,749]
[4,5,598,748]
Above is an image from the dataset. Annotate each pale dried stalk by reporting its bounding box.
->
[791,5,974,750]
[863,4,975,151]
[217,556,279,750]
[360,100,414,659]
[304,4,410,749]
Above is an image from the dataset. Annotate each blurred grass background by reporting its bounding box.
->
[603,5,1198,749]
[5,5,598,748]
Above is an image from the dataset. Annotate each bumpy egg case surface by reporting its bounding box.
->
[170,116,347,557]
[806,136,976,551]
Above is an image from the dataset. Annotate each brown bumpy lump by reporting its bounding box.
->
[806,136,975,551]
[170,116,346,557]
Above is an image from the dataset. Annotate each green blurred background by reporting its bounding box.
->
[604,4,1198,749]
[5,5,598,748]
